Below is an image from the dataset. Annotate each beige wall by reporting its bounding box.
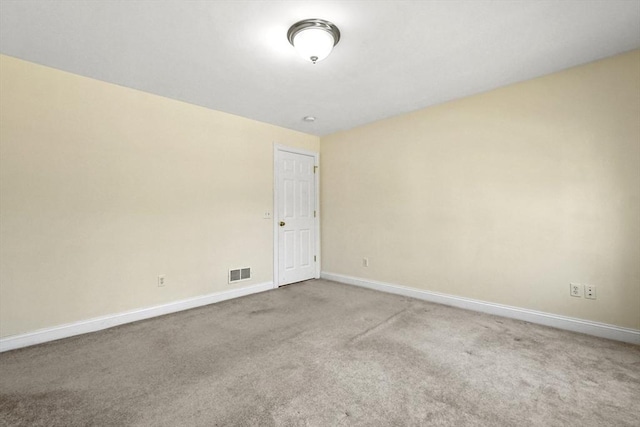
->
[321,50,640,329]
[2,50,639,339]
[0,55,319,338]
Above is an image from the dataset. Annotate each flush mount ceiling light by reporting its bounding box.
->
[287,19,340,64]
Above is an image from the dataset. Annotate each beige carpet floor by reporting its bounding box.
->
[1,279,639,426]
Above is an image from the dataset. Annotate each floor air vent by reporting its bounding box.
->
[229,267,251,283]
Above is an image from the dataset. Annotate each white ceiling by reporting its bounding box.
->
[1,1,639,136]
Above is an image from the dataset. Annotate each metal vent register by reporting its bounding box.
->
[229,267,251,283]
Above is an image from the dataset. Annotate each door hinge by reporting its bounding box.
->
[314,166,318,174]
[314,255,317,262]
[314,210,316,218]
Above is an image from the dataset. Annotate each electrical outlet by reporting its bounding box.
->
[570,283,582,297]
[362,258,369,267]
[263,211,272,219]
[158,275,166,287]
[585,285,596,300]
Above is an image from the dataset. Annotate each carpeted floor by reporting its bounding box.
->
[1,279,638,426]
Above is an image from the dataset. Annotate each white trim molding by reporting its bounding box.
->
[0,282,273,353]
[321,272,640,345]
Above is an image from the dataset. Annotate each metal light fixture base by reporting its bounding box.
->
[287,19,341,47]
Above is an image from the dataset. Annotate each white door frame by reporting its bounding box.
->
[273,144,320,288]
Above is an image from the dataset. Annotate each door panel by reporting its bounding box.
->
[277,150,316,286]
[300,229,311,267]
[284,230,295,269]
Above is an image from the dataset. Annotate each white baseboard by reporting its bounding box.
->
[321,272,640,345]
[0,282,273,352]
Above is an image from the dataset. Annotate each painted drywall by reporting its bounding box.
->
[321,50,640,330]
[0,55,319,338]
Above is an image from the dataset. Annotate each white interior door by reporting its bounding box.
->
[277,150,316,286]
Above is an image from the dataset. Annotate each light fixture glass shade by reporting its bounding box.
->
[292,28,335,63]
[287,19,340,64]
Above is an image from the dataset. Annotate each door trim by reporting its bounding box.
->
[273,144,320,288]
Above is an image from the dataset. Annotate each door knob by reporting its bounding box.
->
[279,221,286,227]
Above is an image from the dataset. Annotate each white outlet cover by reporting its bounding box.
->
[570,283,583,297]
